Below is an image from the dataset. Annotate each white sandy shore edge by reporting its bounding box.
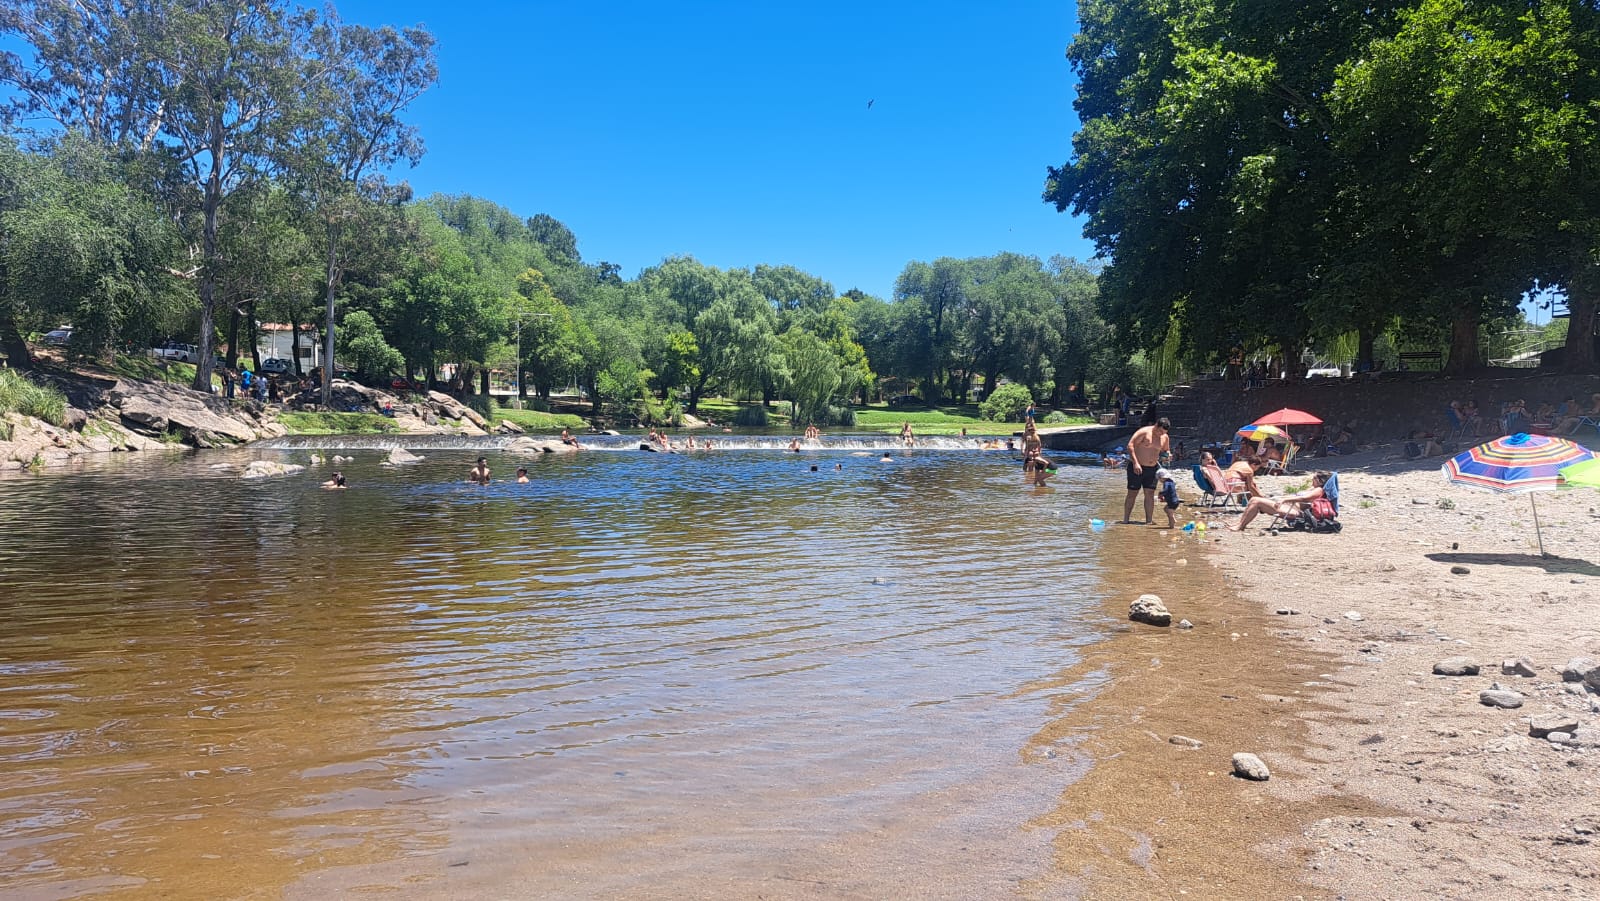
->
[1204,444,1600,898]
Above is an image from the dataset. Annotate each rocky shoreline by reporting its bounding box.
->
[0,371,544,469]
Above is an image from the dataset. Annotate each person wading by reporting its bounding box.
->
[1122,417,1171,524]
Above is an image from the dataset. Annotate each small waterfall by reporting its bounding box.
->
[262,432,1040,453]
[256,431,1109,463]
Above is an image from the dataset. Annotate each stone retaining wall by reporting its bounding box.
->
[1186,372,1600,445]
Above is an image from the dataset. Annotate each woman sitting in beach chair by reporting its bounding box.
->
[1228,471,1335,532]
[1196,452,1249,507]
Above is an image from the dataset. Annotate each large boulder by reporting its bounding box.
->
[109,378,262,444]
[240,460,304,479]
[386,447,423,465]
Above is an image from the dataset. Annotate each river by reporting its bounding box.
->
[0,438,1123,899]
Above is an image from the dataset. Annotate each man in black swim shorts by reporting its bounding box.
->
[1122,417,1170,524]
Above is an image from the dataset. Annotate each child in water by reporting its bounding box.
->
[1156,467,1180,527]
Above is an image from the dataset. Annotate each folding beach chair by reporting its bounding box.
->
[1445,407,1468,445]
[1192,464,1246,508]
[1192,465,1230,508]
[1270,472,1341,533]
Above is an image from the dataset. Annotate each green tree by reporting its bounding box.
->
[337,309,402,378]
[292,15,436,403]
[0,134,179,367]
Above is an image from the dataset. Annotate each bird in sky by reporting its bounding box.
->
[867,99,874,109]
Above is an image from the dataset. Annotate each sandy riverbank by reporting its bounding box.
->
[1032,442,1599,899]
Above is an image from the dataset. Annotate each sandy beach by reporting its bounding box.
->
[1038,443,1600,899]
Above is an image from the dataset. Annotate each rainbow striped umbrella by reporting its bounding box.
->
[1235,423,1290,444]
[1441,433,1595,556]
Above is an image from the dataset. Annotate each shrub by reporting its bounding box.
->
[1043,410,1070,424]
[824,405,855,427]
[732,405,769,427]
[979,383,1033,422]
[0,370,67,426]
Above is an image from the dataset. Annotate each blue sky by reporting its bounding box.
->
[335,0,1095,298]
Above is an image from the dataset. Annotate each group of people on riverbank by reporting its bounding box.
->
[1450,393,1600,439]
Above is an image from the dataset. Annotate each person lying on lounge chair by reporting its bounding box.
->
[1229,471,1331,531]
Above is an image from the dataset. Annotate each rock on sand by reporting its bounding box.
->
[1231,752,1271,781]
[1432,657,1479,676]
[1129,594,1172,627]
[1479,687,1525,709]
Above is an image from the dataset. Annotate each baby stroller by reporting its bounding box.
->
[1275,472,1341,533]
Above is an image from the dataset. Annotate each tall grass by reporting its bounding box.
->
[0,369,67,426]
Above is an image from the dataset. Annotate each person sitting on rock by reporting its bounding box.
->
[1228,471,1331,531]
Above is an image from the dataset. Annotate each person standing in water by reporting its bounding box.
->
[515,467,530,483]
[469,457,491,485]
[1122,417,1171,524]
[900,421,914,447]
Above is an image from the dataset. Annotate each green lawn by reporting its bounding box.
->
[278,412,398,435]
[853,404,1094,435]
[492,405,588,431]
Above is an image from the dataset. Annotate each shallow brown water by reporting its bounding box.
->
[0,444,1121,899]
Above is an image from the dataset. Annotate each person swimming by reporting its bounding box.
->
[515,467,530,484]
[321,472,347,490]
[469,457,491,485]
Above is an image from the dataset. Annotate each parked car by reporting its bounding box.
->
[887,394,920,407]
[151,342,201,363]
[42,327,74,347]
[259,358,292,374]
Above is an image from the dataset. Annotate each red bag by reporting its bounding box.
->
[1310,498,1336,520]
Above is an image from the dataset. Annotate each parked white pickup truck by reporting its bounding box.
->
[151,342,201,363]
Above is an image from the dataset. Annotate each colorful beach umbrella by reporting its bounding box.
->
[1558,457,1600,490]
[1252,407,1323,427]
[1441,433,1596,556]
[1236,423,1290,444]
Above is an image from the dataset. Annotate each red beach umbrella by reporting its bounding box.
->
[1252,408,1323,427]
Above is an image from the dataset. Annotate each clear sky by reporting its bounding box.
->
[334,0,1095,298]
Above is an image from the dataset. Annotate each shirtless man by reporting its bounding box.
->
[1122,417,1171,524]
[469,457,491,485]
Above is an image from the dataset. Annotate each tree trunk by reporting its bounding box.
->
[193,124,225,394]
[321,230,339,405]
[1561,291,1598,374]
[1444,305,1481,375]
[688,380,702,413]
[247,301,261,373]
[478,365,490,398]
[1357,327,1375,371]
[226,304,241,368]
[0,315,31,369]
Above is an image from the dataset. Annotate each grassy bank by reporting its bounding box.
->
[853,403,1097,435]
[491,403,588,432]
[0,369,67,428]
[103,355,222,390]
[278,412,398,435]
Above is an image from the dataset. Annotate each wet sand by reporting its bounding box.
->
[1043,445,1600,899]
